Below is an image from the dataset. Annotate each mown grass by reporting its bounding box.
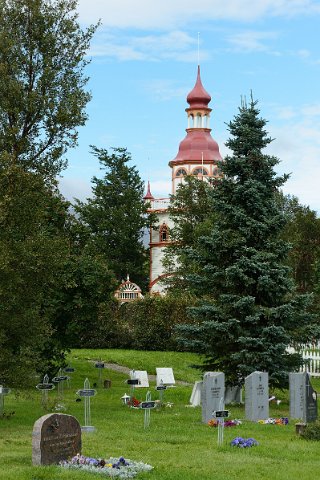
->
[0,348,320,480]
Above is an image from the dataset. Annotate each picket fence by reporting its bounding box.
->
[300,350,320,377]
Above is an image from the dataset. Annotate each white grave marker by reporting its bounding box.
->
[190,381,203,407]
[156,368,175,386]
[130,370,149,388]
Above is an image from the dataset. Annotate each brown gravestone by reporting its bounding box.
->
[32,413,81,465]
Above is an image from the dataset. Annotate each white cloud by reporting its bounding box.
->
[226,30,280,53]
[296,49,312,59]
[59,177,92,201]
[301,104,320,117]
[148,179,172,198]
[78,0,320,29]
[274,106,298,120]
[91,43,146,61]
[267,111,320,212]
[89,30,204,62]
[144,79,188,101]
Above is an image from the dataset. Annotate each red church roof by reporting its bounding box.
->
[171,130,222,164]
[170,66,222,166]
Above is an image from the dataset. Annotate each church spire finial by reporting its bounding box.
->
[143,180,154,201]
[197,32,200,66]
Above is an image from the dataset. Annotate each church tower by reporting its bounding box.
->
[145,66,222,294]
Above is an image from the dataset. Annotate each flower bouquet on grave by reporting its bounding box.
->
[208,419,242,428]
[257,417,289,425]
[230,437,258,448]
[60,454,153,478]
[128,396,141,408]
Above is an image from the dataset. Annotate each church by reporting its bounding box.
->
[144,66,223,294]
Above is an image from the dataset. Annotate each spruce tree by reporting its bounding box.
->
[76,147,153,288]
[176,97,316,388]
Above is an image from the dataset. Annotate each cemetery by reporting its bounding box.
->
[0,348,320,480]
[1,2,320,480]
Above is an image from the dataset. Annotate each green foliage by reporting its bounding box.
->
[75,147,154,289]
[0,159,70,386]
[163,176,215,292]
[0,0,97,179]
[300,421,320,441]
[176,97,317,388]
[279,193,320,293]
[48,250,117,349]
[82,294,198,351]
[114,294,198,351]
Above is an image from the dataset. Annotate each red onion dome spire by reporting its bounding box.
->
[186,65,211,109]
[143,181,154,200]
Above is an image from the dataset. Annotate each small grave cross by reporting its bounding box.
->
[127,370,140,402]
[156,379,167,403]
[76,378,97,432]
[36,374,55,408]
[64,365,75,389]
[52,368,69,401]
[141,391,156,429]
[94,358,105,387]
[212,397,229,446]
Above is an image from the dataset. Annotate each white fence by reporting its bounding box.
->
[287,346,320,377]
[300,350,320,377]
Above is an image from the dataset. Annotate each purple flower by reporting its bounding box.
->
[231,436,258,448]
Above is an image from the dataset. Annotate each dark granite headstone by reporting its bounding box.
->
[306,375,318,422]
[290,372,318,423]
[32,413,81,465]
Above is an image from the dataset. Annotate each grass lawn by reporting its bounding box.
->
[0,348,320,480]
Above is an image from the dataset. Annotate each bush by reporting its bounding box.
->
[71,293,198,351]
[300,421,320,441]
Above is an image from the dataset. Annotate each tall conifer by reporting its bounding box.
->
[176,97,316,388]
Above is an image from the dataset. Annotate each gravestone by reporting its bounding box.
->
[32,413,81,465]
[245,371,269,421]
[225,386,242,405]
[289,372,318,423]
[130,370,149,388]
[189,381,202,407]
[201,372,225,424]
[103,379,112,389]
[0,385,11,416]
[156,368,175,386]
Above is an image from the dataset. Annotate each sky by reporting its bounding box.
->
[59,0,320,213]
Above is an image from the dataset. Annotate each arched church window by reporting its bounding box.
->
[175,168,187,177]
[196,113,202,127]
[192,167,208,176]
[159,223,169,242]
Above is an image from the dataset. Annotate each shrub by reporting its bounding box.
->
[114,294,197,351]
[300,421,320,441]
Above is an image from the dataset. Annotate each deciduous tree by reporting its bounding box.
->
[0,0,97,179]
